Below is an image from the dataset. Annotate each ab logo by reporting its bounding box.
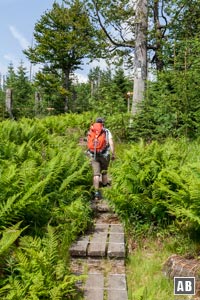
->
[174,277,195,295]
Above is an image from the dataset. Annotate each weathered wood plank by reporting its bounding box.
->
[107,289,128,300]
[95,223,109,232]
[69,236,89,257]
[87,224,109,257]
[107,274,128,300]
[109,224,124,234]
[107,243,125,258]
[109,233,124,244]
[84,289,104,300]
[84,274,104,300]
[88,233,108,257]
[107,232,125,258]
[107,274,127,290]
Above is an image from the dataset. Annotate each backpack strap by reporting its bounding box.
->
[104,128,109,146]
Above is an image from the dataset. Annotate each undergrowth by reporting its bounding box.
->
[105,137,200,299]
[126,230,200,300]
[1,113,200,299]
[0,114,94,299]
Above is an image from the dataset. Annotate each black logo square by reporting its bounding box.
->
[174,277,195,295]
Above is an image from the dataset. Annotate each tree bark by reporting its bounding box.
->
[5,88,14,119]
[131,0,148,115]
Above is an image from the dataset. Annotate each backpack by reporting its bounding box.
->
[87,122,108,155]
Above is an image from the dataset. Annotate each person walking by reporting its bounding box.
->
[87,117,115,200]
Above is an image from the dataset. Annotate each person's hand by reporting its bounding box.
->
[111,154,116,160]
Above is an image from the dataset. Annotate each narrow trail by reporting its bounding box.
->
[69,198,128,300]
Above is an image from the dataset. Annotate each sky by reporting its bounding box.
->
[0,0,103,83]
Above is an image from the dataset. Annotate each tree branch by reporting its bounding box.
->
[91,0,134,49]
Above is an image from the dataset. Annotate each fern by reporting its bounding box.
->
[0,114,95,299]
[0,222,25,256]
[0,226,80,299]
[105,138,200,231]
[0,194,22,227]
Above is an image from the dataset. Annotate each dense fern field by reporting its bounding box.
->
[105,138,200,236]
[0,114,95,299]
[1,113,200,299]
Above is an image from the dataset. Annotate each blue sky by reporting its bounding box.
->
[0,0,98,83]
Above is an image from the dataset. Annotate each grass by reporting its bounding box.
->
[126,233,199,300]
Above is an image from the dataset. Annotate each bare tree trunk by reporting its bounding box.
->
[35,91,41,115]
[5,88,14,119]
[131,0,148,115]
[64,69,71,112]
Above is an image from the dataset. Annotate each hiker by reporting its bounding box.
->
[87,117,115,200]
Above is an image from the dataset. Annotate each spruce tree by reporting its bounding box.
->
[5,62,34,119]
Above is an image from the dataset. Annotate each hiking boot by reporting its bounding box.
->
[102,182,111,188]
[94,190,102,200]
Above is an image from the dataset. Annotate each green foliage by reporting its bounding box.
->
[129,69,200,141]
[88,67,131,115]
[0,222,25,256]
[126,234,198,300]
[24,1,99,113]
[0,88,5,120]
[85,0,133,65]
[104,138,200,233]
[0,114,95,299]
[0,115,93,231]
[71,82,91,113]
[4,62,34,119]
[1,111,200,298]
[0,226,83,300]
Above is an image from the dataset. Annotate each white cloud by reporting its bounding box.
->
[2,53,32,76]
[0,62,8,75]
[9,25,30,50]
[89,59,108,70]
[3,53,22,69]
[74,72,88,83]
[4,53,16,62]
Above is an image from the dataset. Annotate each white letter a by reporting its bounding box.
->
[177,281,184,292]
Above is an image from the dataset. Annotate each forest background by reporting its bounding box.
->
[0,0,200,299]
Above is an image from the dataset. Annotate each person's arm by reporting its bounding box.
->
[108,136,115,159]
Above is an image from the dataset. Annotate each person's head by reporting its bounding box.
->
[96,117,105,125]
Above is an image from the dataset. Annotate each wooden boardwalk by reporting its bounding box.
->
[69,199,128,300]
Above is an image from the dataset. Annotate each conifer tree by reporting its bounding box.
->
[24,0,98,113]
[5,62,34,119]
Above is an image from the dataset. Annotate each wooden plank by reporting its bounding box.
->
[88,233,108,257]
[109,233,124,244]
[87,224,109,257]
[109,224,124,234]
[107,289,128,300]
[84,274,104,300]
[95,223,109,232]
[84,289,104,300]
[107,274,128,300]
[69,236,89,257]
[107,233,125,258]
[107,274,127,290]
[107,243,125,258]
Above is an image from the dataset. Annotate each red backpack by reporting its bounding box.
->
[87,123,108,155]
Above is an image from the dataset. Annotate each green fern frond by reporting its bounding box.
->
[59,160,89,192]
[0,278,24,299]
[49,275,78,300]
[0,193,22,226]
[44,226,58,266]
[0,222,25,255]
[0,163,18,187]
[169,206,200,226]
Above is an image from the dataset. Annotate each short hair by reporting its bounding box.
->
[96,117,105,123]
